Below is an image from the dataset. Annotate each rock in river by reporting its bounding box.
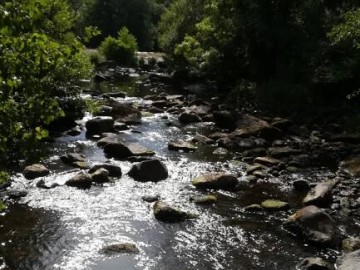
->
[153,201,194,222]
[168,140,197,152]
[85,116,114,135]
[60,153,86,166]
[89,163,122,177]
[296,257,334,270]
[288,205,337,246]
[23,164,49,180]
[65,172,92,189]
[101,243,139,255]
[337,249,360,270]
[104,142,155,159]
[128,159,168,182]
[90,168,110,183]
[261,199,290,211]
[192,173,238,190]
[303,181,335,207]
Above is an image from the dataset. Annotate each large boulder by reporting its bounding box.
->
[192,173,238,190]
[65,173,92,189]
[89,163,122,177]
[337,249,360,270]
[213,110,237,129]
[23,164,49,180]
[303,181,335,207]
[232,114,282,141]
[85,116,114,135]
[104,142,155,159]
[288,205,337,246]
[153,201,193,222]
[128,160,168,182]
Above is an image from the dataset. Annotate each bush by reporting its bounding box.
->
[99,27,138,66]
[0,171,9,186]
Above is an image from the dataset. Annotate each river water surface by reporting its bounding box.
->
[0,71,342,270]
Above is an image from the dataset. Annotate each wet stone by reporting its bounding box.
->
[104,142,155,159]
[153,201,194,223]
[213,147,229,155]
[342,237,360,253]
[337,249,360,270]
[89,164,122,177]
[192,173,238,190]
[90,168,110,183]
[296,257,334,270]
[60,153,86,165]
[101,243,139,255]
[244,204,263,211]
[128,159,168,182]
[260,200,290,211]
[254,157,283,167]
[168,140,197,152]
[72,161,89,170]
[303,181,335,207]
[86,116,114,135]
[293,180,311,192]
[23,164,50,180]
[65,173,92,189]
[6,190,28,199]
[191,195,218,204]
[142,195,160,203]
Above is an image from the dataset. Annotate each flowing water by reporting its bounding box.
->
[0,71,344,270]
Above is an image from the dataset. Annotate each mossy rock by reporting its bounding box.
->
[244,204,263,211]
[261,199,290,210]
[191,195,218,204]
[342,237,360,253]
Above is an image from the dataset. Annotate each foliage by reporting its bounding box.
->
[158,0,360,108]
[83,0,154,50]
[0,200,6,211]
[84,99,102,115]
[99,27,138,65]
[0,171,9,186]
[0,0,92,163]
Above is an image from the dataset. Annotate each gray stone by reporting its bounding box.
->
[65,173,92,189]
[23,164,49,180]
[192,173,238,190]
[128,160,168,182]
[60,153,86,165]
[86,116,114,135]
[89,164,122,177]
[90,168,110,183]
[337,250,360,270]
[297,257,334,270]
[303,181,335,207]
[288,205,337,246]
[104,142,155,159]
[168,141,197,152]
[153,201,194,222]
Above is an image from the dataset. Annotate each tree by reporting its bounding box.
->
[0,0,92,163]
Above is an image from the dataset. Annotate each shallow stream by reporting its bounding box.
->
[0,71,348,270]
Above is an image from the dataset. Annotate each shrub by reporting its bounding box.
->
[0,171,9,186]
[99,27,138,66]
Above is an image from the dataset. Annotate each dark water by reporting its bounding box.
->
[0,73,344,270]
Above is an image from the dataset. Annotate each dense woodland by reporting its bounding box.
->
[1,0,360,173]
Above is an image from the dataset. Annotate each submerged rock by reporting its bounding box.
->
[153,201,194,222]
[288,205,337,246]
[191,195,218,204]
[89,164,122,177]
[192,173,238,190]
[85,116,114,135]
[65,173,92,189]
[296,257,334,270]
[142,194,160,203]
[128,159,168,182]
[101,243,139,255]
[23,164,49,180]
[303,181,335,207]
[337,249,360,270]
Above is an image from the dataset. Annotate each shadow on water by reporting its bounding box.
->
[0,204,67,270]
